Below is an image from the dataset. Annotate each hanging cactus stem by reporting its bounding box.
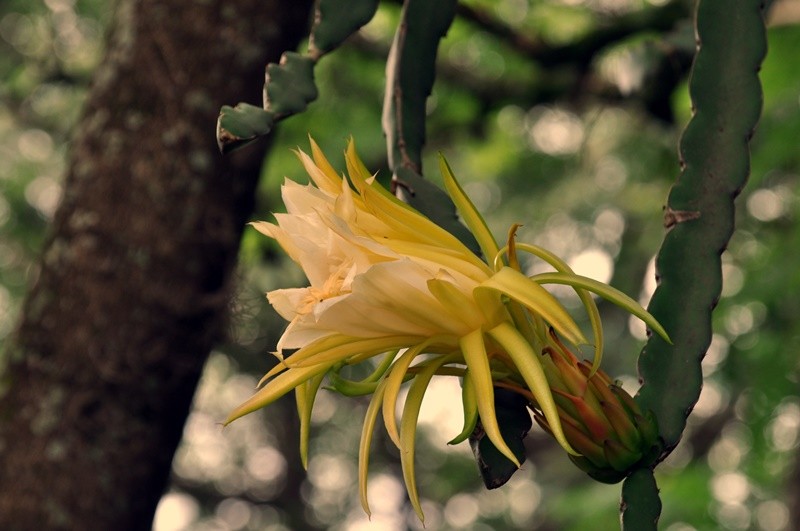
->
[216,0,380,152]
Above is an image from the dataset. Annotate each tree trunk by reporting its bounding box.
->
[0,0,311,528]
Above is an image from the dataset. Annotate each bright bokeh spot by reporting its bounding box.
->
[528,107,585,155]
[755,500,790,531]
[152,492,199,531]
[568,248,614,284]
[411,375,472,451]
[711,472,750,504]
[747,187,787,221]
[444,493,480,528]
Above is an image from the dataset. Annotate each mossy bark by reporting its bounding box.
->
[0,0,311,528]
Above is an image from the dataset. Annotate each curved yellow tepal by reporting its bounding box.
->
[459,329,521,468]
[439,154,500,262]
[488,321,579,456]
[478,267,588,347]
[399,353,460,523]
[514,242,605,374]
[295,372,326,470]
[448,370,479,445]
[381,347,421,448]
[358,378,388,517]
[530,272,671,343]
[224,361,337,425]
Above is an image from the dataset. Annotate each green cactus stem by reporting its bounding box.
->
[621,468,662,530]
[309,0,379,59]
[382,0,455,174]
[216,0,379,152]
[381,0,478,252]
[622,0,767,528]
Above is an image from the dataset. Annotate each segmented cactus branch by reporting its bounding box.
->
[216,0,379,152]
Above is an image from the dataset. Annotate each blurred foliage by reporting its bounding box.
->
[2,1,799,530]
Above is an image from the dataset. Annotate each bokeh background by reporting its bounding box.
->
[1,0,799,529]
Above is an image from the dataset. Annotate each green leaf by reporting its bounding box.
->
[469,388,531,489]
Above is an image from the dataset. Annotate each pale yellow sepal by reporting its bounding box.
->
[224,361,338,426]
[529,272,671,343]
[439,154,501,262]
[276,335,421,373]
[399,353,460,523]
[460,329,521,467]
[295,372,326,469]
[478,267,588,347]
[488,321,579,456]
[448,371,479,445]
[512,242,605,374]
[382,347,421,448]
[358,378,388,517]
[381,336,451,448]
[259,334,362,384]
[295,142,341,195]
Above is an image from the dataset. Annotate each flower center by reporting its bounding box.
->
[297,259,355,316]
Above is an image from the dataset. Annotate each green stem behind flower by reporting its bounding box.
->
[626,0,766,528]
[382,1,480,253]
[620,468,661,531]
[635,0,767,460]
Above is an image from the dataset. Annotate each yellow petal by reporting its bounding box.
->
[343,142,484,266]
[385,239,491,282]
[459,329,521,467]
[296,143,341,195]
[344,138,376,184]
[488,321,579,456]
[399,353,459,523]
[225,361,337,425]
[318,260,472,338]
[529,271,671,343]
[309,136,341,180]
[358,378,388,517]
[439,155,500,263]
[250,220,304,269]
[478,267,587,346]
[427,277,484,329]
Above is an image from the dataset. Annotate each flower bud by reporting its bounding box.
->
[533,331,659,484]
